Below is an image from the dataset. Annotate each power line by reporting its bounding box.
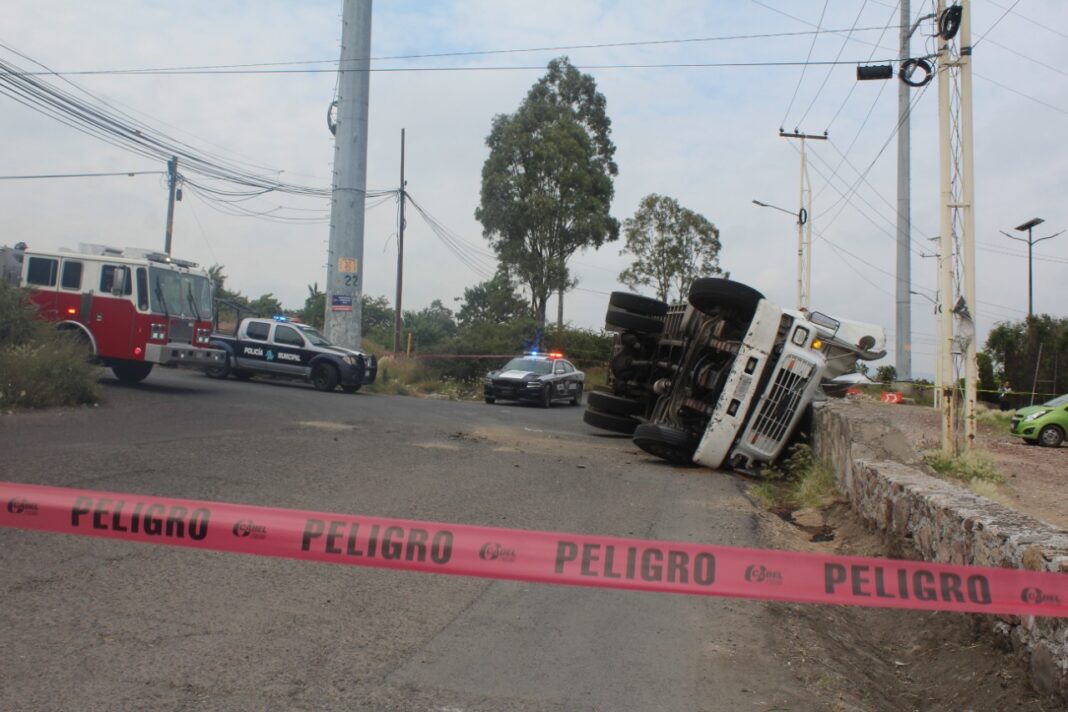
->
[0,170,163,180]
[779,0,830,129]
[974,0,1022,48]
[796,0,871,129]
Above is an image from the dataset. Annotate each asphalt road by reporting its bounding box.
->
[0,367,818,711]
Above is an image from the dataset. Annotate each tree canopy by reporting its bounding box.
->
[618,194,725,302]
[984,315,1068,398]
[476,56,619,327]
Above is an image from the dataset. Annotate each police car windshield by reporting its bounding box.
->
[296,326,331,347]
[502,358,552,375]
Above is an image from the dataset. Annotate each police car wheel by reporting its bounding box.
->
[541,385,553,408]
[341,384,361,394]
[205,357,231,379]
[633,423,696,465]
[485,396,496,404]
[569,386,583,405]
[312,363,339,392]
[234,371,253,381]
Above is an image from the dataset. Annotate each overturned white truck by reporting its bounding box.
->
[584,279,886,473]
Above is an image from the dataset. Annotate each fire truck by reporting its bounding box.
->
[0,242,225,383]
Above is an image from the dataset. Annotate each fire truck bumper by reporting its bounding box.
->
[145,344,226,369]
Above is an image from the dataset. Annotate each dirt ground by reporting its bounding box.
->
[748,397,1066,711]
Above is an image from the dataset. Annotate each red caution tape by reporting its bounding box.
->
[2,481,1066,617]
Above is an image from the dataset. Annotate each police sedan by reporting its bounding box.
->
[484,352,585,407]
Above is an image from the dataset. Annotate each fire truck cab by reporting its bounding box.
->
[1,242,225,383]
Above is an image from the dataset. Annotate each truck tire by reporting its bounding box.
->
[587,390,644,416]
[205,356,231,379]
[583,407,639,435]
[608,292,669,317]
[633,423,696,465]
[605,309,663,335]
[688,278,764,319]
[111,360,153,384]
[312,363,339,392]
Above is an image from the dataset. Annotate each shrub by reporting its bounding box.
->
[0,282,100,409]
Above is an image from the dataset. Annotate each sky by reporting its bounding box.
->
[2,0,1066,379]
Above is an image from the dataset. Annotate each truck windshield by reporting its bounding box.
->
[149,267,213,321]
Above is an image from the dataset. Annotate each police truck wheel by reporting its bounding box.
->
[583,407,638,434]
[608,292,669,317]
[205,357,231,379]
[688,278,764,319]
[340,384,361,394]
[541,385,553,408]
[312,363,339,392]
[111,361,153,384]
[633,423,696,465]
[1039,425,1064,448]
[587,390,644,416]
[604,309,663,335]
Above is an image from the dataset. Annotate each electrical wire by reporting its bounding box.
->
[795,0,870,129]
[973,0,1022,47]
[0,170,163,180]
[779,0,830,130]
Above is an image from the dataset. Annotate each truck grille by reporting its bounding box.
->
[745,356,817,456]
[168,317,194,344]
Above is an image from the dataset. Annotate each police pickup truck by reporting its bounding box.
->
[206,316,377,393]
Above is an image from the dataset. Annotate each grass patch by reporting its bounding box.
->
[976,408,1012,430]
[752,444,840,511]
[0,283,100,410]
[924,449,1004,484]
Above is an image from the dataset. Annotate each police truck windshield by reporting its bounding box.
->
[296,326,332,347]
[149,267,212,321]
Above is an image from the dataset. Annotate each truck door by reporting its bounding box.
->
[236,321,274,371]
[269,324,310,376]
[93,264,135,360]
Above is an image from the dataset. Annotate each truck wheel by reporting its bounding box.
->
[688,278,764,319]
[583,408,638,435]
[341,384,361,394]
[111,360,153,384]
[608,292,669,317]
[1039,425,1064,448]
[205,356,231,379]
[605,309,663,335]
[312,363,339,392]
[587,390,644,416]
[633,423,696,465]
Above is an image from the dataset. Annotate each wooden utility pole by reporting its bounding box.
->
[164,156,178,255]
[394,128,406,354]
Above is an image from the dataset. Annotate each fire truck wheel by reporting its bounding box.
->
[341,384,361,394]
[111,361,153,384]
[633,423,696,465]
[205,356,231,379]
[608,292,669,317]
[312,363,339,392]
[688,278,764,320]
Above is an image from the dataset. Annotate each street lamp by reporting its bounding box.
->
[1000,217,1064,318]
[752,199,808,309]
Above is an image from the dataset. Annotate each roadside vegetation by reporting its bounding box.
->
[924,448,1006,501]
[0,281,99,410]
[750,443,839,512]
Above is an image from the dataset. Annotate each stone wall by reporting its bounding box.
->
[812,401,1068,700]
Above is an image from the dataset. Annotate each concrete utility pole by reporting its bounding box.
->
[1001,218,1064,319]
[164,156,178,255]
[779,130,827,310]
[325,0,372,349]
[393,128,406,354]
[936,0,978,453]
[896,0,913,381]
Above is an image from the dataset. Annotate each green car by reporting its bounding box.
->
[1010,394,1068,447]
